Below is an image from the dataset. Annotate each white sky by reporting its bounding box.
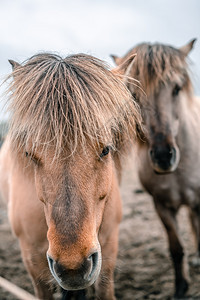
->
[0,0,200,119]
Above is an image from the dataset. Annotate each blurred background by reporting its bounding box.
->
[0,0,199,120]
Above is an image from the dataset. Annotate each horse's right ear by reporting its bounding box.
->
[112,54,136,84]
[8,59,20,71]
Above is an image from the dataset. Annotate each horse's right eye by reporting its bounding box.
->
[172,85,181,97]
[25,151,40,165]
[132,93,136,98]
[132,92,139,102]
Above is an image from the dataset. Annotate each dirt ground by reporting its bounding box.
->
[0,153,200,300]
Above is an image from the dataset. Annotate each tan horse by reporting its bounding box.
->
[112,39,200,298]
[0,53,141,300]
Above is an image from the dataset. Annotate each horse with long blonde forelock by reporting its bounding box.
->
[0,53,141,300]
[112,39,200,298]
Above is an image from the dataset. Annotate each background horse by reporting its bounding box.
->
[112,39,200,298]
[0,53,141,300]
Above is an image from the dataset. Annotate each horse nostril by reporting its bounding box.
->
[87,251,99,280]
[47,254,56,274]
[149,145,178,171]
[150,146,176,161]
[46,251,101,290]
[47,251,99,283]
[47,254,66,279]
[169,147,176,162]
[169,147,175,155]
[149,149,154,159]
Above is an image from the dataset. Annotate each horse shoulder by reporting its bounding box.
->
[0,137,47,241]
[0,137,12,205]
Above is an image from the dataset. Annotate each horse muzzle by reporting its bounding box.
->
[149,144,180,174]
[47,250,101,290]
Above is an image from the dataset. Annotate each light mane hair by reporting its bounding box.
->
[7,53,141,158]
[123,43,193,96]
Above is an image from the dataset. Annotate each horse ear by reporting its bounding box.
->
[8,59,20,71]
[112,54,136,84]
[110,54,123,66]
[179,38,197,56]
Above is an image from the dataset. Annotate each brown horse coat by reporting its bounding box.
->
[112,39,200,298]
[0,53,141,300]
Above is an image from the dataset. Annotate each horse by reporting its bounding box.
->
[0,53,141,300]
[111,39,200,298]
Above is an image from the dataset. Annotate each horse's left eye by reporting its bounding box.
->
[100,146,110,158]
[172,85,181,97]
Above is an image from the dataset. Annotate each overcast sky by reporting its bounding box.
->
[0,0,199,119]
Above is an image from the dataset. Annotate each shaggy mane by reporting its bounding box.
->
[7,53,141,158]
[123,43,192,95]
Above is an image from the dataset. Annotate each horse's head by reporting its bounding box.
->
[8,53,140,290]
[25,143,114,290]
[112,39,196,174]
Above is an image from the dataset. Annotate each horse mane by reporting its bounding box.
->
[124,42,192,95]
[7,53,141,158]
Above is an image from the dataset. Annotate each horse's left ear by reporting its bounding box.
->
[179,38,197,56]
[8,59,20,71]
[110,54,124,66]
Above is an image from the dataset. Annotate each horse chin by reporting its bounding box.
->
[56,273,99,291]
[154,168,174,175]
[152,163,178,175]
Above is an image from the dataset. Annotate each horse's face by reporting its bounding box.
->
[140,81,181,174]
[27,144,113,290]
[124,74,182,174]
[112,39,196,174]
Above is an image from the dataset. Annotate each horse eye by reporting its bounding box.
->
[100,146,110,158]
[172,85,181,97]
[132,92,139,102]
[25,151,40,165]
[132,93,136,99]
